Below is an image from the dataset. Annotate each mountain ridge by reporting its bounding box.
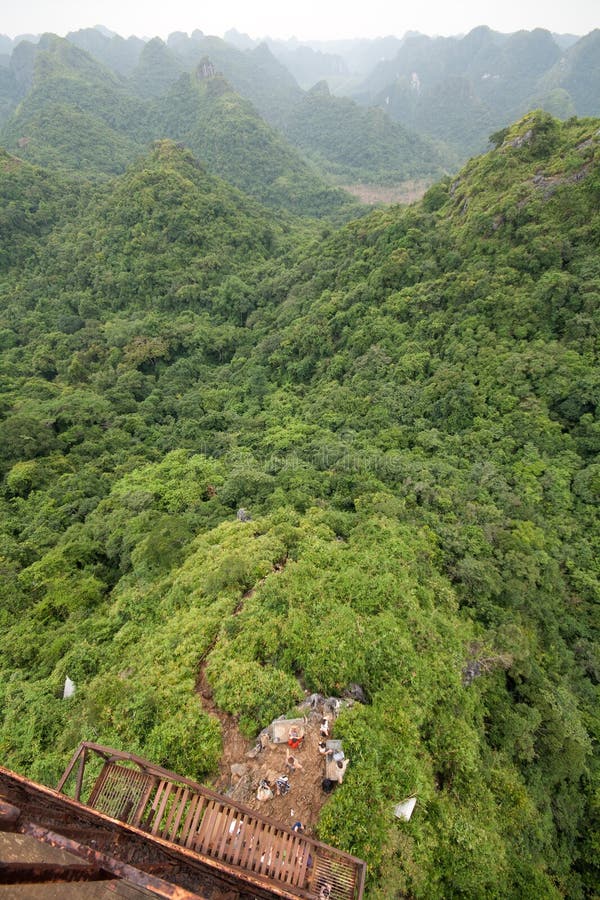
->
[0,27,453,191]
[350,26,600,158]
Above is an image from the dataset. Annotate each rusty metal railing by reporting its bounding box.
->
[57,742,366,900]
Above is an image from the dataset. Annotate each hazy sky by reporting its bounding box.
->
[3,0,598,41]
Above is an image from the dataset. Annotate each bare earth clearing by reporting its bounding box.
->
[342,179,432,205]
[197,667,337,837]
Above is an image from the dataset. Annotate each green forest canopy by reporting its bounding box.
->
[0,111,599,898]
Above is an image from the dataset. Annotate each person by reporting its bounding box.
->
[319,881,332,899]
[256,778,273,801]
[319,717,330,739]
[292,821,304,833]
[334,758,349,783]
[318,740,330,755]
[288,725,303,750]
[286,749,304,773]
[321,778,335,794]
[275,774,290,796]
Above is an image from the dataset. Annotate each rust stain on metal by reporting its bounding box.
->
[19,823,207,900]
[0,799,21,830]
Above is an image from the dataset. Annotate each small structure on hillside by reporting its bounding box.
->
[269,717,306,745]
[394,796,417,822]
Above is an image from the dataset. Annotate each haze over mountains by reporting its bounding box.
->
[0,27,446,202]
[1,23,598,190]
[0,15,599,900]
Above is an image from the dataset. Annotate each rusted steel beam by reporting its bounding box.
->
[0,861,112,884]
[1,769,287,899]
[56,743,85,794]
[0,799,21,831]
[356,856,367,899]
[19,823,209,900]
[75,746,87,802]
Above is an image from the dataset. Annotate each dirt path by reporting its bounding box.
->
[195,558,339,836]
[197,661,254,783]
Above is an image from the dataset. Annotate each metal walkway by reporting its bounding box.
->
[58,742,366,900]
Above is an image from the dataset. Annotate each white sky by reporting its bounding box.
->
[3,0,598,41]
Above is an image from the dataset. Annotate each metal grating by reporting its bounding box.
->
[88,763,153,824]
[311,850,360,899]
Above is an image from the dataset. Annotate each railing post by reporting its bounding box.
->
[74,748,87,802]
[56,743,84,794]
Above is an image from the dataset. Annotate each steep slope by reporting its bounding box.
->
[0,40,37,128]
[151,67,357,216]
[0,114,598,898]
[164,34,303,131]
[66,27,144,76]
[128,37,185,99]
[0,34,148,174]
[0,34,355,217]
[5,139,287,312]
[536,29,600,116]
[378,73,494,159]
[231,113,600,894]
[280,79,446,183]
[265,42,348,90]
[63,28,444,189]
[304,35,406,79]
[0,63,18,127]
[0,148,89,270]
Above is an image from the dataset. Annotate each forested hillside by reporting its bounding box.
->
[0,110,599,896]
[352,26,600,159]
[279,79,443,185]
[0,35,148,176]
[0,35,358,217]
[0,28,447,194]
[150,70,354,215]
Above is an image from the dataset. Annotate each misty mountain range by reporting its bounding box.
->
[0,23,598,191]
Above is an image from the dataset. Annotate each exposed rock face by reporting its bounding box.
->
[504,128,534,148]
[343,683,368,704]
[197,57,216,80]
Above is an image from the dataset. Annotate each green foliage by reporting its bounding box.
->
[143,702,222,778]
[355,26,600,162]
[152,72,357,217]
[280,80,446,184]
[0,33,362,219]
[0,113,599,897]
[0,149,87,270]
[0,35,149,175]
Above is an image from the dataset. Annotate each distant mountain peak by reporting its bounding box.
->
[308,79,330,95]
[197,57,217,80]
[93,25,117,38]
